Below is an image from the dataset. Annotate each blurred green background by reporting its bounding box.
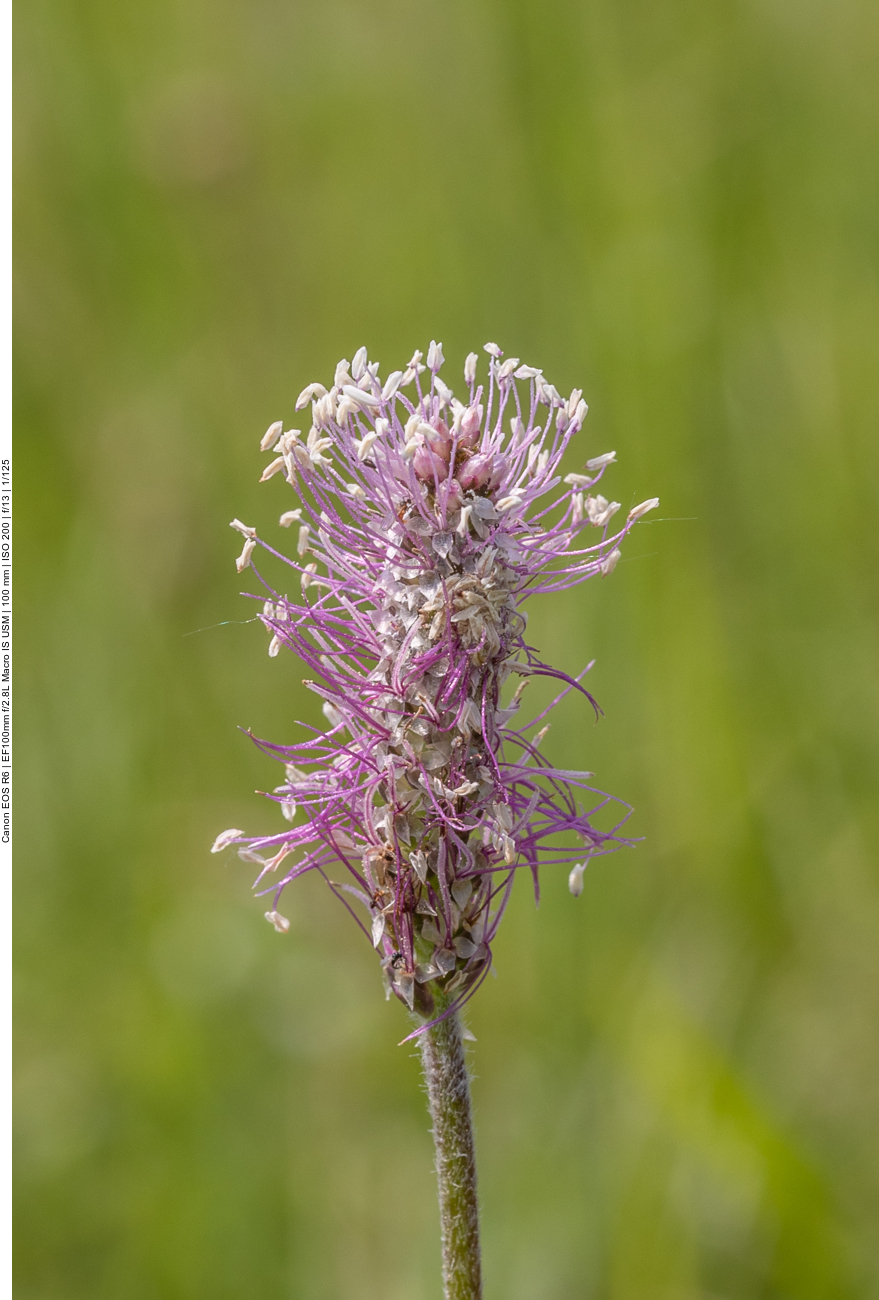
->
[14,0,879,1296]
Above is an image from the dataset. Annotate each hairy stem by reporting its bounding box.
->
[420,1004,483,1300]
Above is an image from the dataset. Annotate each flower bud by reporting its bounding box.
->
[413,443,449,482]
[458,405,483,449]
[424,419,452,463]
[457,451,495,492]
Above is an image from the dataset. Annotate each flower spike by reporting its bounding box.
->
[217,345,655,1029]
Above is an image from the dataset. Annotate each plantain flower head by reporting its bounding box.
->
[213,343,657,1034]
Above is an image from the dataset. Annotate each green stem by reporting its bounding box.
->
[420,1003,483,1300]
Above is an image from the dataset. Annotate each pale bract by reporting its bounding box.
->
[216,344,656,1035]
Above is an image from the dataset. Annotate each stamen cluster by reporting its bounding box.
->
[214,343,657,1032]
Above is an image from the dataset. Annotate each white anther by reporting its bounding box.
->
[456,504,473,535]
[351,346,368,381]
[434,376,454,405]
[564,473,591,487]
[236,538,256,572]
[492,802,513,831]
[575,399,588,424]
[312,394,333,427]
[346,482,366,500]
[230,518,256,538]
[266,910,291,934]
[484,342,502,358]
[496,492,524,513]
[295,383,327,410]
[536,377,562,406]
[407,349,424,369]
[356,430,379,460]
[268,635,282,657]
[497,357,520,379]
[628,497,660,521]
[568,862,587,896]
[450,399,467,431]
[371,912,385,947]
[464,352,479,384]
[301,562,317,590]
[600,548,621,576]
[211,828,243,853]
[260,455,286,482]
[572,493,584,525]
[402,440,419,461]
[342,384,381,409]
[334,359,351,387]
[279,509,302,527]
[381,371,403,401]
[515,365,541,380]
[452,780,480,798]
[297,524,311,555]
[265,845,292,873]
[427,340,444,371]
[587,496,621,527]
[335,397,358,424]
[306,427,332,456]
[566,389,583,419]
[260,420,284,451]
[586,451,616,470]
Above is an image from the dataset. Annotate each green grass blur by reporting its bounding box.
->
[14,0,879,1296]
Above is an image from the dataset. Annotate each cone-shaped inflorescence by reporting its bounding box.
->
[214,343,657,1033]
